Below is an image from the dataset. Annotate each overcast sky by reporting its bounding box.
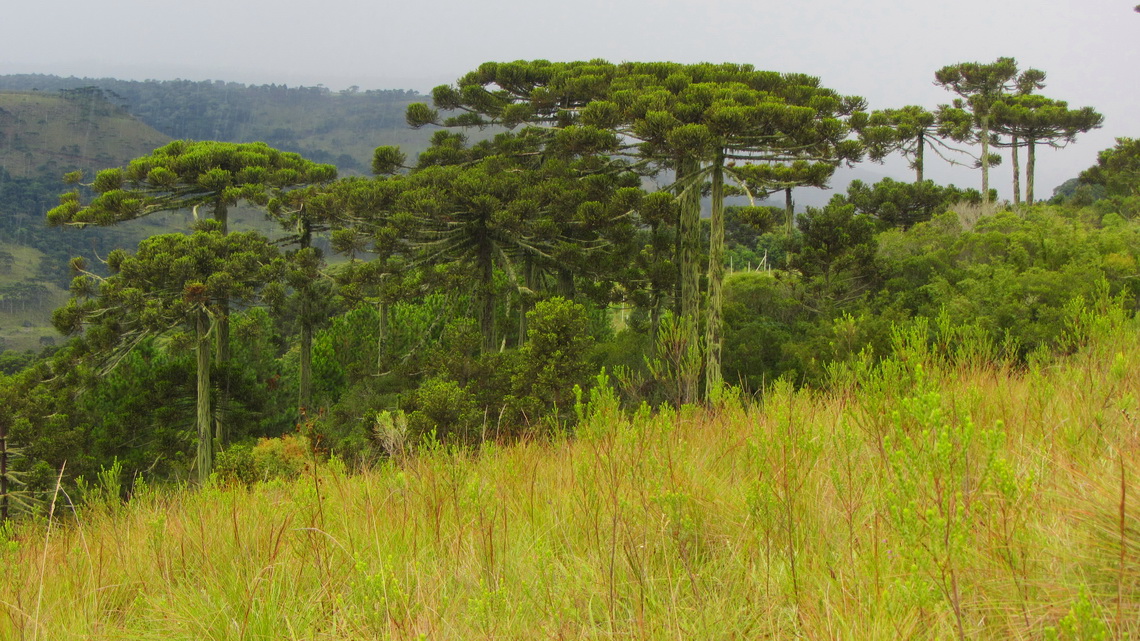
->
[4,0,1138,198]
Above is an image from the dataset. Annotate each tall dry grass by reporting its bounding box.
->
[1,309,1137,640]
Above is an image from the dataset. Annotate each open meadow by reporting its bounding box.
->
[2,302,1137,640]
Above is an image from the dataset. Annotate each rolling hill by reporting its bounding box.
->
[0,75,444,354]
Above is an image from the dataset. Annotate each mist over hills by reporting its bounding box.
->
[0,74,433,173]
[0,74,439,351]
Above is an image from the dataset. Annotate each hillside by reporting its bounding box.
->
[2,314,1137,639]
[0,91,173,350]
[0,76,445,350]
[0,242,67,352]
[0,75,437,175]
[0,89,170,179]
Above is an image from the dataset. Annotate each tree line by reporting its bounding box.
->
[0,57,1127,508]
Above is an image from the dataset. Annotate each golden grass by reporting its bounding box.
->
[1,319,1138,639]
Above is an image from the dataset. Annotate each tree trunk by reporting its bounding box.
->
[478,241,495,353]
[785,188,794,235]
[196,310,214,484]
[649,293,662,357]
[376,300,389,375]
[1012,136,1021,206]
[648,221,664,357]
[517,257,536,346]
[298,220,314,412]
[784,188,796,267]
[1027,140,1037,205]
[677,155,701,405]
[557,267,575,299]
[212,201,230,448]
[299,299,312,412]
[980,114,991,208]
[915,134,925,183]
[705,156,726,399]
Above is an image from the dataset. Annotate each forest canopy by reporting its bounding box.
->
[0,56,1123,496]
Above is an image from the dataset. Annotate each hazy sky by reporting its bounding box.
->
[5,0,1138,198]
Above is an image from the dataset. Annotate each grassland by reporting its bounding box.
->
[0,242,67,352]
[1,308,1138,639]
[0,92,169,179]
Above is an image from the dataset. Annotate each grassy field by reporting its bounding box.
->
[0,92,169,179]
[1,309,1137,639]
[0,242,67,352]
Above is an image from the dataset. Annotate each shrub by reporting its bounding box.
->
[213,434,314,485]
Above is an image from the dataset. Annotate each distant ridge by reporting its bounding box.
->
[0,88,170,179]
[0,74,432,175]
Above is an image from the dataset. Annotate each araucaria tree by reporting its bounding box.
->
[857,105,974,183]
[48,140,338,231]
[934,58,1024,207]
[48,141,336,439]
[1080,137,1140,199]
[991,94,1102,204]
[265,174,395,411]
[409,61,864,400]
[610,68,865,395]
[392,131,639,352]
[53,227,284,482]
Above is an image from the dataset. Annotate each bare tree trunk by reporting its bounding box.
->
[557,267,575,300]
[299,299,312,411]
[915,135,925,183]
[213,201,230,448]
[704,156,726,399]
[677,155,701,405]
[196,310,214,484]
[1011,137,1021,206]
[298,221,314,412]
[785,188,794,234]
[646,221,663,353]
[784,188,796,268]
[517,258,537,346]
[478,241,495,353]
[1027,140,1037,205]
[980,115,992,208]
[376,300,388,376]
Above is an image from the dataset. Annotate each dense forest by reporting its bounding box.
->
[0,55,1127,484]
[1,57,1138,638]
[0,75,425,170]
[0,74,440,353]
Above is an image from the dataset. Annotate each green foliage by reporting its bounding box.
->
[0,60,1123,509]
[509,297,595,423]
[882,369,1002,632]
[991,95,1102,155]
[56,228,284,343]
[644,312,702,407]
[879,208,1140,355]
[793,198,878,285]
[52,228,285,481]
[48,140,337,227]
[856,105,972,180]
[1081,137,1140,200]
[1044,587,1111,641]
[721,272,800,388]
[213,433,316,485]
[74,340,196,477]
[935,57,1022,114]
[934,57,1041,203]
[843,178,984,229]
[406,378,482,445]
